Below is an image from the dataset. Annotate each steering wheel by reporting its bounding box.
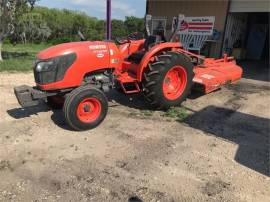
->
[116,32,143,45]
[128,32,140,40]
[115,38,129,45]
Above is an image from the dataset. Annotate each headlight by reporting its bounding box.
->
[35,60,56,72]
[34,53,77,85]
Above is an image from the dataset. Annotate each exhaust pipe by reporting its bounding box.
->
[106,0,112,40]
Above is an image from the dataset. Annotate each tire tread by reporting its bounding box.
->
[142,51,194,109]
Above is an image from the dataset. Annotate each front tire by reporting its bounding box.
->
[63,86,108,131]
[142,51,194,109]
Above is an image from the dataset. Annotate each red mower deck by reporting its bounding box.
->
[193,57,243,93]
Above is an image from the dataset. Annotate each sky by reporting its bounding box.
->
[37,0,147,20]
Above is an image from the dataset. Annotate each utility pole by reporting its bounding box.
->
[106,0,112,40]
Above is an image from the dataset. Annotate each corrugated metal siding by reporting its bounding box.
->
[230,0,270,12]
[147,0,230,57]
[148,0,229,30]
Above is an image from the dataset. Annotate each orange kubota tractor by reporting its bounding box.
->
[14,15,242,131]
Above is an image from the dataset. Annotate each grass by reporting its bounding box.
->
[0,43,51,72]
[128,107,190,122]
[141,110,154,117]
[163,107,190,122]
[128,110,154,119]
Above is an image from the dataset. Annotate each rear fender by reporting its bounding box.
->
[137,42,182,81]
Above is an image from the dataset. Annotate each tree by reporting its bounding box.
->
[111,19,127,39]
[1,4,146,54]
[13,12,51,43]
[124,16,145,35]
[0,0,38,61]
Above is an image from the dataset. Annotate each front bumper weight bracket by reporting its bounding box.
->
[14,85,48,108]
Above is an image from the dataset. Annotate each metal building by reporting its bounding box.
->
[146,0,269,81]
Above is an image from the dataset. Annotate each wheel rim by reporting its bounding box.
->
[163,66,187,100]
[76,97,102,123]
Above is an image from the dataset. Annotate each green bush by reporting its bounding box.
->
[7,6,144,44]
[50,37,73,45]
[0,43,51,72]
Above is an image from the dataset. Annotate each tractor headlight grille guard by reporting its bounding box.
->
[34,53,77,85]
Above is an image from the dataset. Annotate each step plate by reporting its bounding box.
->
[116,72,140,94]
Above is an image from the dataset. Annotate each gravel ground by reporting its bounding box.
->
[0,72,269,202]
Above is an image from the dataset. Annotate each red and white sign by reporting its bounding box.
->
[179,16,215,35]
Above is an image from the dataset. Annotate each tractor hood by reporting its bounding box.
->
[37,41,109,60]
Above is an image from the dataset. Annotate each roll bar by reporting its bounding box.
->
[145,14,152,37]
[169,14,185,42]
[144,14,184,41]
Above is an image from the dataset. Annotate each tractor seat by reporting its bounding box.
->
[127,35,163,64]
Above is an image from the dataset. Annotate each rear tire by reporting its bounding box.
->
[142,51,194,109]
[63,86,108,131]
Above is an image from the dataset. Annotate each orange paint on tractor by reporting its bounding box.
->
[193,57,242,93]
[36,39,242,95]
[14,14,243,131]
[37,41,111,90]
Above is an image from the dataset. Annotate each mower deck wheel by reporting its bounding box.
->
[63,86,108,131]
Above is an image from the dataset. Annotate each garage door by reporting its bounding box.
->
[230,0,270,12]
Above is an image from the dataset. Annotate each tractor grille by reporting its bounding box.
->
[34,53,77,85]
[34,69,57,85]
